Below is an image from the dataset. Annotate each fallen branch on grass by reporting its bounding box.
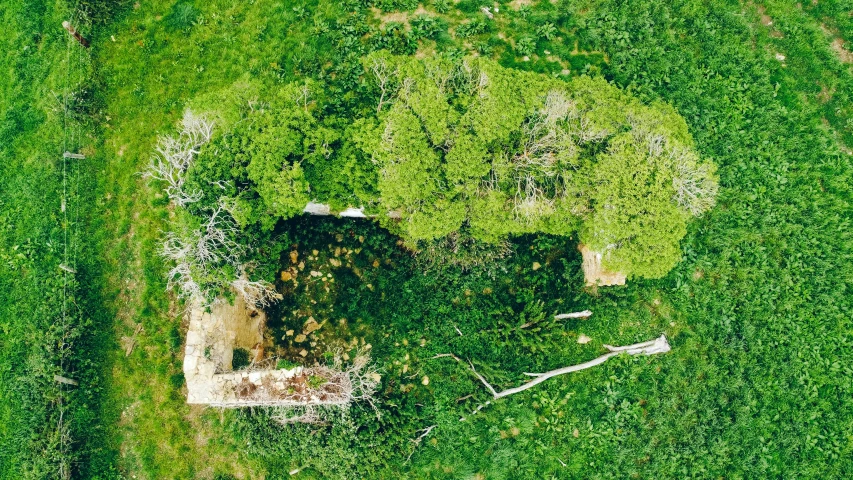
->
[471,335,671,399]
[405,425,437,464]
[434,335,671,404]
[553,310,593,320]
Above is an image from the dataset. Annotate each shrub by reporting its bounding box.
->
[232,348,251,370]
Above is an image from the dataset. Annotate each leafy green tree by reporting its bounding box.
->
[580,133,689,278]
[360,53,717,279]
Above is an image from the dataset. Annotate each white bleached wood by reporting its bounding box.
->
[554,310,592,320]
[470,335,671,399]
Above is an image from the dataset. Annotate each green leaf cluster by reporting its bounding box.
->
[361,54,717,279]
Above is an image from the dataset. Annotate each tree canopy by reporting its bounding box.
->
[185,53,716,280]
[360,53,717,279]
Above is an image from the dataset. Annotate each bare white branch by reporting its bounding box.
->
[231,274,282,309]
[554,310,593,320]
[371,56,398,114]
[141,109,214,206]
[405,425,437,464]
[434,335,671,401]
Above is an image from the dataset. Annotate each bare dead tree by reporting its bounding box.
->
[506,90,588,223]
[435,334,671,404]
[669,147,718,216]
[512,176,555,223]
[142,109,214,206]
[470,335,671,400]
[162,232,206,301]
[424,60,454,95]
[160,203,246,304]
[370,56,398,114]
[231,274,282,309]
[625,120,718,217]
[196,203,243,265]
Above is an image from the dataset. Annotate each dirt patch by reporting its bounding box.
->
[831,38,853,63]
[219,296,264,351]
[206,295,265,370]
[820,23,853,63]
[371,5,432,29]
[817,82,835,103]
[756,5,784,37]
[509,0,534,10]
[757,5,773,26]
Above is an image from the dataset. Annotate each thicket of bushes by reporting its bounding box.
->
[3,0,852,478]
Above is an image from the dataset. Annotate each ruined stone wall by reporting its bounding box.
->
[184,299,353,407]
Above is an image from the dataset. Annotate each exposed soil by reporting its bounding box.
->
[831,37,853,63]
[371,6,432,29]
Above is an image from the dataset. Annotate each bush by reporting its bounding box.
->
[232,348,251,370]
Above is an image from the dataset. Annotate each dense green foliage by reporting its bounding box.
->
[362,54,716,278]
[0,2,104,478]
[183,55,714,281]
[2,0,852,478]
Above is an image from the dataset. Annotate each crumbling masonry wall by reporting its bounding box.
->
[183,298,351,407]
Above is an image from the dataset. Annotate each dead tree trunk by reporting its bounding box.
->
[468,335,671,399]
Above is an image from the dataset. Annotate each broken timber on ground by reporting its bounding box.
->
[439,334,671,401]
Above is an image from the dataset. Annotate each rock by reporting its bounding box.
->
[299,349,308,357]
[310,270,322,277]
[285,329,294,336]
[281,271,292,281]
[577,334,592,344]
[373,259,380,268]
[422,376,430,386]
[312,249,319,256]
[298,261,305,270]
[290,250,298,264]
[334,247,341,257]
[249,372,263,384]
[532,262,541,271]
[295,334,307,342]
[370,373,381,382]
[302,317,321,335]
[183,355,197,372]
[185,330,202,346]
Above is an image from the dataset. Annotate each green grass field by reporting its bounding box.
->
[2,0,851,478]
